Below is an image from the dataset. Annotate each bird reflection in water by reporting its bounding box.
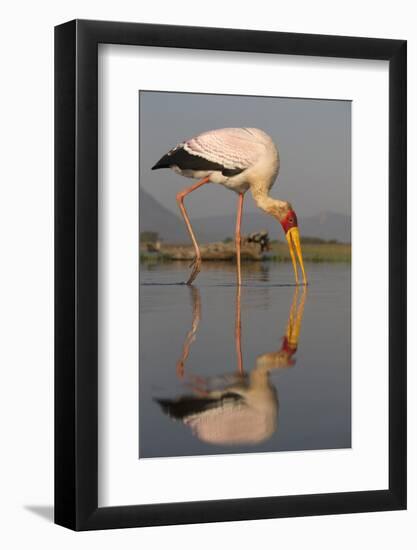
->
[155,286,307,447]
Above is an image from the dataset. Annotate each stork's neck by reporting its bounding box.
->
[250,187,290,222]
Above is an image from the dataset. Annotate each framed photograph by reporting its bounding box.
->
[55,19,406,530]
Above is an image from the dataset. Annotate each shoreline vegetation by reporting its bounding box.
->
[140,237,351,264]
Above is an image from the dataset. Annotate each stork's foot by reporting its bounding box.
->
[186,256,202,285]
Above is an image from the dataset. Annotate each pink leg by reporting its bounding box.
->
[176,287,201,378]
[235,193,245,286]
[176,177,210,285]
[235,286,244,375]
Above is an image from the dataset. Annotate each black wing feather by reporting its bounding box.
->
[155,392,244,420]
[152,146,244,177]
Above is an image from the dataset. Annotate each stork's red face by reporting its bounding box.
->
[280,210,299,234]
[279,209,307,286]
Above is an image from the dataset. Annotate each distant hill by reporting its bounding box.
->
[193,211,351,243]
[139,188,351,244]
[300,211,351,242]
[139,187,197,242]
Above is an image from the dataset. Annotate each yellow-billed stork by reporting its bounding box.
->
[152,127,307,286]
[156,285,307,446]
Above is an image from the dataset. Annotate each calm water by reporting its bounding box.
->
[139,262,351,458]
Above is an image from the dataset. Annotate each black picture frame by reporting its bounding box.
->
[55,19,407,531]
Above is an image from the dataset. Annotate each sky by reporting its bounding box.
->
[139,91,351,219]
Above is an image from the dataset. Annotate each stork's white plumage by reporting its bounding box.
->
[152,127,307,286]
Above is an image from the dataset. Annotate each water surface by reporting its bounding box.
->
[139,262,351,458]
